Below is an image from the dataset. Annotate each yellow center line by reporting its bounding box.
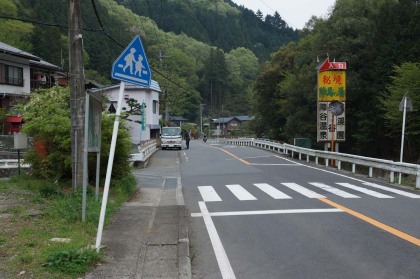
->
[219,148,251,165]
[206,145,250,165]
[318,198,420,246]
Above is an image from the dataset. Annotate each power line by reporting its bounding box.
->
[258,0,277,14]
[0,2,190,92]
[0,15,101,32]
[89,0,189,91]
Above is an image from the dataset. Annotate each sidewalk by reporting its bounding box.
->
[84,155,190,279]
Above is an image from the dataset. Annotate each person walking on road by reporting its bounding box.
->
[185,131,190,149]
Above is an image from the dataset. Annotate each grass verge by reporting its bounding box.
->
[0,174,137,279]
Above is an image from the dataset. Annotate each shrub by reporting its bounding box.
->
[18,86,132,182]
[44,247,102,275]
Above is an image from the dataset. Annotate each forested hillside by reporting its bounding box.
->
[0,0,296,120]
[2,0,419,162]
[253,0,420,162]
[115,0,298,60]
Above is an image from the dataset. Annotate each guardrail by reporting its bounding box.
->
[130,139,158,163]
[0,159,30,169]
[220,138,420,189]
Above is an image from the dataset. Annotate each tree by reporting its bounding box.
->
[199,48,229,114]
[379,62,420,161]
[19,86,132,181]
[255,10,263,21]
[225,47,259,114]
[0,0,33,50]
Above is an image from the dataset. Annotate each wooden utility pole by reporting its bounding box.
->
[68,0,85,189]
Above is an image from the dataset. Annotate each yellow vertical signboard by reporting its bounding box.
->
[317,58,347,143]
[318,70,346,102]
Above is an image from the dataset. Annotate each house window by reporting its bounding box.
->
[153,100,158,114]
[0,64,23,86]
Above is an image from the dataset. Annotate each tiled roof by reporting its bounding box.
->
[0,41,40,61]
[29,59,61,70]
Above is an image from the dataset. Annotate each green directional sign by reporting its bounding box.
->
[141,102,146,131]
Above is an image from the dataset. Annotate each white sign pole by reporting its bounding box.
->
[398,94,408,184]
[95,81,125,251]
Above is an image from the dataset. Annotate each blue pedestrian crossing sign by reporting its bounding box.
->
[111,36,151,87]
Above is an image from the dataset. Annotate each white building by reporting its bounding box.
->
[0,41,61,134]
[94,81,161,144]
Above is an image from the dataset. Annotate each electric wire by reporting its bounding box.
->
[0,2,190,92]
[0,15,101,31]
[89,0,189,91]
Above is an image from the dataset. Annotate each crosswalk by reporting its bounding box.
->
[197,182,420,202]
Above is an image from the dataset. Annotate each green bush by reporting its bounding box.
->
[0,175,137,278]
[18,86,132,182]
[44,247,102,275]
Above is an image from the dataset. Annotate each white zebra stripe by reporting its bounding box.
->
[226,184,257,200]
[281,183,326,198]
[363,182,420,198]
[336,183,394,198]
[253,183,292,199]
[309,182,360,198]
[198,186,222,202]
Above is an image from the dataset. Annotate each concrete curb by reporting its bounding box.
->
[178,205,191,279]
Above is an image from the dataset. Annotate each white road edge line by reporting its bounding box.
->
[183,151,188,162]
[250,163,299,166]
[277,155,418,195]
[198,201,237,279]
[363,182,420,198]
[191,208,343,217]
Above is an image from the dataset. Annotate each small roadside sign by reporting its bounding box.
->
[111,36,151,87]
[399,93,413,112]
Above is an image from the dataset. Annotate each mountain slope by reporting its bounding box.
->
[115,0,298,61]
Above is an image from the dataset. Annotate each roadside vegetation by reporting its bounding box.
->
[0,85,136,278]
[0,174,136,278]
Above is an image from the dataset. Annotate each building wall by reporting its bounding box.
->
[101,85,160,144]
[0,54,31,95]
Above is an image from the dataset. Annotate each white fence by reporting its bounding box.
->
[220,138,420,189]
[0,140,158,173]
[0,159,30,169]
[130,139,158,163]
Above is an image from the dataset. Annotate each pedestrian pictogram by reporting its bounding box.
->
[111,36,151,87]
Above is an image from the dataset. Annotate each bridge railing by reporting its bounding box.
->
[0,139,158,177]
[130,139,158,163]
[220,137,420,189]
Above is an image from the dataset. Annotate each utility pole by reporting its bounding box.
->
[68,0,85,189]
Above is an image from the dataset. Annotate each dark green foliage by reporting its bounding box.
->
[198,48,229,112]
[7,0,277,120]
[117,0,298,61]
[92,112,132,181]
[18,86,132,181]
[251,0,420,161]
[19,86,73,180]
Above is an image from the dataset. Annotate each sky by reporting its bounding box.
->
[231,0,336,30]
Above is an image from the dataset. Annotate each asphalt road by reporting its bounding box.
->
[176,140,420,279]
